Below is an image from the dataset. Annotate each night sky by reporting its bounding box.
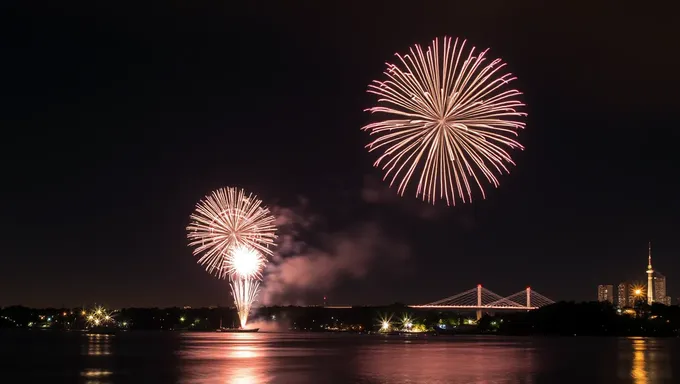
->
[2,1,678,308]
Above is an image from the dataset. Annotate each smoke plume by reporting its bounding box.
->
[260,201,409,305]
[361,174,443,220]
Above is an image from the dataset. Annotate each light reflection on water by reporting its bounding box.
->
[1,331,679,383]
[174,333,679,384]
[621,337,673,384]
[84,333,113,356]
[178,333,273,383]
[355,338,537,383]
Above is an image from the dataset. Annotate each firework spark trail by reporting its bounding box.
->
[231,278,260,328]
[226,245,266,327]
[187,187,277,279]
[362,36,527,205]
[187,187,277,328]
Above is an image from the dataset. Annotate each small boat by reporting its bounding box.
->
[216,328,259,333]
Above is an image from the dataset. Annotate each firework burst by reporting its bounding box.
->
[362,36,527,205]
[225,244,267,280]
[187,187,276,279]
[187,187,277,328]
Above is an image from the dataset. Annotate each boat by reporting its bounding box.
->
[216,327,259,333]
[215,318,258,332]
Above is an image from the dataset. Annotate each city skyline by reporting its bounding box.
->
[600,243,673,307]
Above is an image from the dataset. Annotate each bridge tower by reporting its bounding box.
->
[526,287,531,308]
[476,284,483,320]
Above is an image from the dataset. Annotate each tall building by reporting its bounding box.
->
[646,242,654,304]
[653,271,668,305]
[617,282,630,307]
[597,285,614,304]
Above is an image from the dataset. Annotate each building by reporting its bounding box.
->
[597,285,614,304]
[617,282,630,307]
[653,271,668,305]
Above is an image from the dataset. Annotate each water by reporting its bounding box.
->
[1,331,678,383]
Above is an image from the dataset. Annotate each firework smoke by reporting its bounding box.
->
[361,174,443,220]
[261,204,409,305]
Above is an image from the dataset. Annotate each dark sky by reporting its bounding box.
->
[2,1,679,308]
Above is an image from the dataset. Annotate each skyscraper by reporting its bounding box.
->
[653,271,668,305]
[646,242,654,304]
[598,285,614,304]
[617,282,630,307]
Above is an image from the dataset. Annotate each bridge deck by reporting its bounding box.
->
[409,305,538,310]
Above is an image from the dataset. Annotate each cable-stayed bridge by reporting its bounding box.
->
[319,285,555,317]
[409,285,554,319]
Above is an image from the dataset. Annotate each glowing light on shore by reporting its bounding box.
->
[85,306,113,328]
[362,36,526,205]
[400,314,414,330]
[378,314,393,332]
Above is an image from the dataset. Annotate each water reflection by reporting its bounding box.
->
[16,332,669,384]
[80,334,114,383]
[176,334,543,383]
[84,334,112,356]
[81,368,113,384]
[621,337,672,383]
[178,333,272,384]
[230,366,259,384]
[356,337,536,383]
[631,338,649,383]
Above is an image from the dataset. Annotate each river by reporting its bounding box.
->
[0,331,678,383]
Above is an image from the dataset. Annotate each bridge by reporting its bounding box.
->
[409,285,555,319]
